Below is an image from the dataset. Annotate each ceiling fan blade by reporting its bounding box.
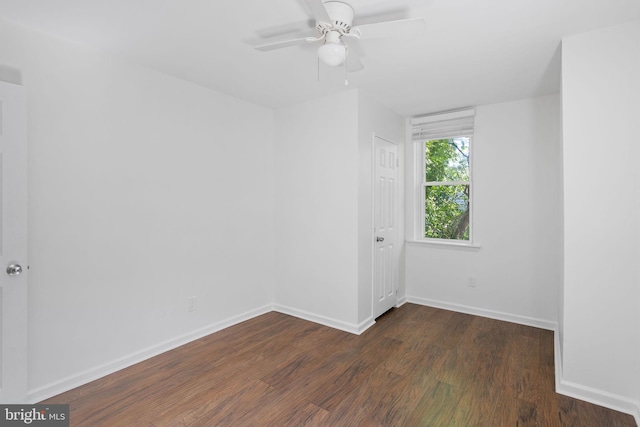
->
[255,36,316,51]
[303,0,332,24]
[343,37,367,59]
[255,22,316,40]
[353,17,425,40]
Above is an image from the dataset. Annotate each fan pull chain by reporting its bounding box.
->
[344,43,349,86]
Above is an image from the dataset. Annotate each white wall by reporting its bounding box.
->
[405,95,562,329]
[273,90,405,332]
[561,19,640,418]
[0,18,275,400]
[357,92,405,324]
[273,90,361,330]
[1,17,409,401]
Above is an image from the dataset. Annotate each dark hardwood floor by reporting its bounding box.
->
[41,303,637,426]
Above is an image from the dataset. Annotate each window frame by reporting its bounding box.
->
[408,109,477,247]
[418,136,474,245]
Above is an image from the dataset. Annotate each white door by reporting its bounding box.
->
[0,81,28,403]
[373,137,398,318]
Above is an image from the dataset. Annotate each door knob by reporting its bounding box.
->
[376,237,384,242]
[6,264,23,276]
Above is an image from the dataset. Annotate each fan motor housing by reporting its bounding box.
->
[317,1,354,33]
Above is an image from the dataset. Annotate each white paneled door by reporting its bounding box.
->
[373,137,398,318]
[0,81,28,403]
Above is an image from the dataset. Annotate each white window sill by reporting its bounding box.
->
[406,239,481,250]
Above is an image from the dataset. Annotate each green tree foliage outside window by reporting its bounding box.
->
[424,137,470,240]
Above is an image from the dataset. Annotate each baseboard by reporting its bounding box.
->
[553,331,640,424]
[273,304,373,335]
[28,303,377,403]
[406,296,557,331]
[395,295,407,307]
[27,304,273,404]
[553,327,563,392]
[556,376,640,424]
[25,297,640,425]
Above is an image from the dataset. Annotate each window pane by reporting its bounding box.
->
[425,185,470,240]
[425,137,470,182]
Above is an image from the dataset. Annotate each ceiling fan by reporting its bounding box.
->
[254,0,425,73]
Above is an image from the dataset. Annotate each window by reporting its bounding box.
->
[411,109,475,244]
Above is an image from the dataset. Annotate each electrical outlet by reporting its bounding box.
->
[467,275,476,288]
[188,296,197,312]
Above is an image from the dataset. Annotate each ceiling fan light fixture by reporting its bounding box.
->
[317,30,346,66]
[317,41,346,66]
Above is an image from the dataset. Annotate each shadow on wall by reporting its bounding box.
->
[536,43,562,95]
[0,65,22,85]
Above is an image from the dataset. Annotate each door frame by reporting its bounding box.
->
[0,80,28,403]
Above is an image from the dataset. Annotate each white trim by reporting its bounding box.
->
[370,132,377,323]
[27,297,640,426]
[554,327,563,392]
[554,332,640,424]
[395,296,407,307]
[27,304,273,404]
[27,303,377,404]
[556,377,640,423]
[406,296,557,331]
[406,239,481,250]
[424,180,470,187]
[412,135,475,245]
[273,304,374,335]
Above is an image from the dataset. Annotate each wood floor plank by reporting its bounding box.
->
[40,305,637,427]
[489,396,521,426]
[508,333,541,371]
[432,311,475,349]
[75,351,267,426]
[367,346,451,426]
[230,378,324,425]
[138,357,277,425]
[380,331,444,377]
[261,400,329,426]
[449,349,510,426]
[517,398,540,426]
[377,304,446,342]
[308,336,402,411]
[315,367,403,426]
[404,380,462,426]
[460,321,511,359]
[433,345,479,389]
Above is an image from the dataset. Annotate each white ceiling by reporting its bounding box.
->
[1,0,639,116]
